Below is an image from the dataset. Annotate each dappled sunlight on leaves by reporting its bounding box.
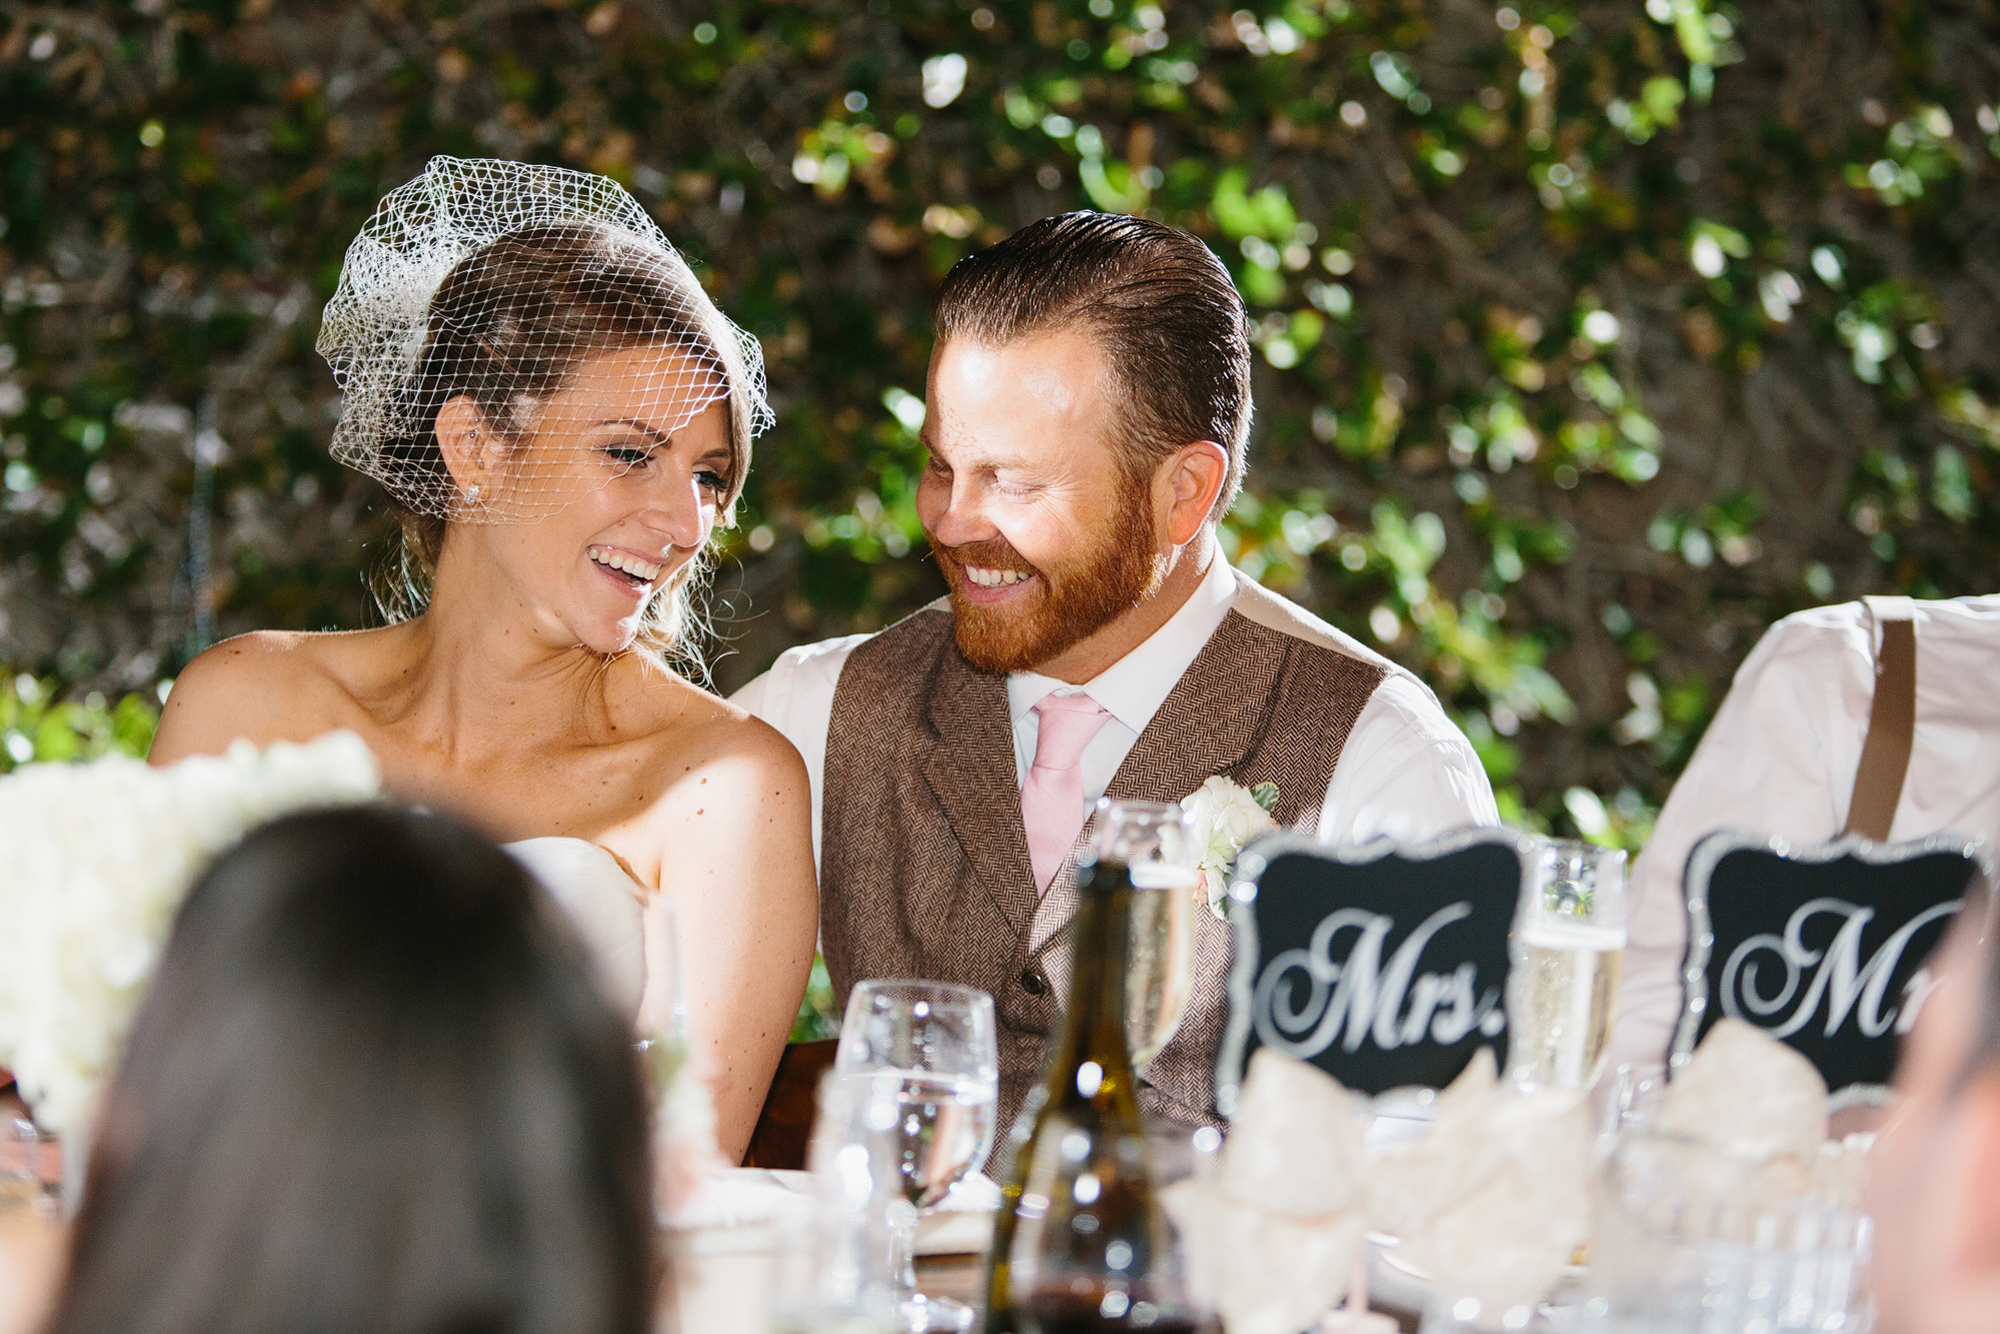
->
[1,0,1995,833]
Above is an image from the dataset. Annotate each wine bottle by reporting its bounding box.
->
[984,801,1211,1334]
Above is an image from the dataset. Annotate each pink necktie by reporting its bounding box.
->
[1022,694,1113,895]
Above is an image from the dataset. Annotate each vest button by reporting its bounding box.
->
[1020,969,1047,996]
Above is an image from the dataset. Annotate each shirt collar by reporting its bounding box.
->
[1006,548,1239,733]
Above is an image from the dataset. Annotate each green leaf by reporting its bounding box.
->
[790,953,839,1042]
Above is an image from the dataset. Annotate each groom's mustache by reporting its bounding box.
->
[932,537,1042,582]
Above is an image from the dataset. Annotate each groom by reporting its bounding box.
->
[736,212,1496,1144]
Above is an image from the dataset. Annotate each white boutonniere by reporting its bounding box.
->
[1179,776,1280,920]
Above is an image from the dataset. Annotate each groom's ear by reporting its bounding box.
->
[1158,439,1229,546]
[434,395,500,493]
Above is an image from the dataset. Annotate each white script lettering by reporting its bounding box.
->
[1720,896,1960,1039]
[1252,903,1505,1060]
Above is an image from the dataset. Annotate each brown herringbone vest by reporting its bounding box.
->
[821,583,1386,1150]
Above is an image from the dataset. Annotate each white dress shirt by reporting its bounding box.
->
[732,553,1499,864]
[1613,595,2000,1069]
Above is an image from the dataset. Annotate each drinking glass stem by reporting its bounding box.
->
[887,1198,920,1302]
[60,1134,86,1219]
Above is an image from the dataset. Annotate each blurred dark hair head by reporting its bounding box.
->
[932,210,1253,521]
[45,805,655,1334]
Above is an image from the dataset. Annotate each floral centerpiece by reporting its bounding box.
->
[0,731,381,1147]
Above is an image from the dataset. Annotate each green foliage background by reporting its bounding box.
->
[3,0,1998,854]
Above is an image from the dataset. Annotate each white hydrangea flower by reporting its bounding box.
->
[0,730,380,1140]
[1180,775,1279,920]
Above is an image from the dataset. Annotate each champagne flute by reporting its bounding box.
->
[1506,839,1628,1092]
[835,980,999,1334]
[1102,799,1202,1076]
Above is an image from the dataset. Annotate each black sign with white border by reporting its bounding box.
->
[1674,828,1988,1096]
[1216,827,1534,1112]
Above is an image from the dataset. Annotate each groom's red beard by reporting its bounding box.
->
[931,482,1166,675]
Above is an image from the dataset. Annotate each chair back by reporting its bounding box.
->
[1215,827,1532,1112]
[742,1038,839,1170]
[1675,829,1987,1094]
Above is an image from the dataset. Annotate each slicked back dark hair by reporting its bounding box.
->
[46,805,655,1334]
[933,211,1253,520]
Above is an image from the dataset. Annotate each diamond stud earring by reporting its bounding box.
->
[466,485,481,504]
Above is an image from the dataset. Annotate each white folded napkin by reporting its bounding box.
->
[668,1168,1000,1256]
[1171,1047,1596,1333]
[916,1171,1000,1255]
[665,1166,817,1234]
[1657,1018,1829,1161]
[1637,1018,1857,1219]
[1371,1050,1593,1327]
[1164,1050,1372,1334]
[1366,1048,1499,1243]
[1221,1048,1372,1215]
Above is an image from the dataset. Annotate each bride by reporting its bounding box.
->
[147,158,817,1160]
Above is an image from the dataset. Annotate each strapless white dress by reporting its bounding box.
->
[506,837,648,1021]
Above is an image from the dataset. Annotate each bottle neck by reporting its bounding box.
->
[1053,859,1140,1109]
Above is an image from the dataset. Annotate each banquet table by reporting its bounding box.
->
[660,1168,1423,1333]
[661,1167,999,1332]
[911,1252,985,1315]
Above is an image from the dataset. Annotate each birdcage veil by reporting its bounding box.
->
[316,156,772,527]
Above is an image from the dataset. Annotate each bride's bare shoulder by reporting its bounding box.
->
[621,668,813,894]
[627,663,807,788]
[148,628,397,765]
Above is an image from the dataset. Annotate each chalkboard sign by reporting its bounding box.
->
[1216,828,1532,1112]
[1674,829,1988,1094]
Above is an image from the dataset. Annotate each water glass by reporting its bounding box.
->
[770,1071,908,1334]
[1579,1133,1872,1333]
[0,1117,56,1220]
[835,980,999,1333]
[1507,840,1629,1092]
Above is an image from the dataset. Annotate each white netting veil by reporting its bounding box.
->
[316,156,771,528]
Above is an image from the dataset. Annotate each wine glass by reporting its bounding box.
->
[1506,839,1629,1093]
[1582,1131,1871,1334]
[1096,799,1201,1075]
[769,1070,909,1334]
[834,980,999,1334]
[0,1117,50,1218]
[634,895,681,1112]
